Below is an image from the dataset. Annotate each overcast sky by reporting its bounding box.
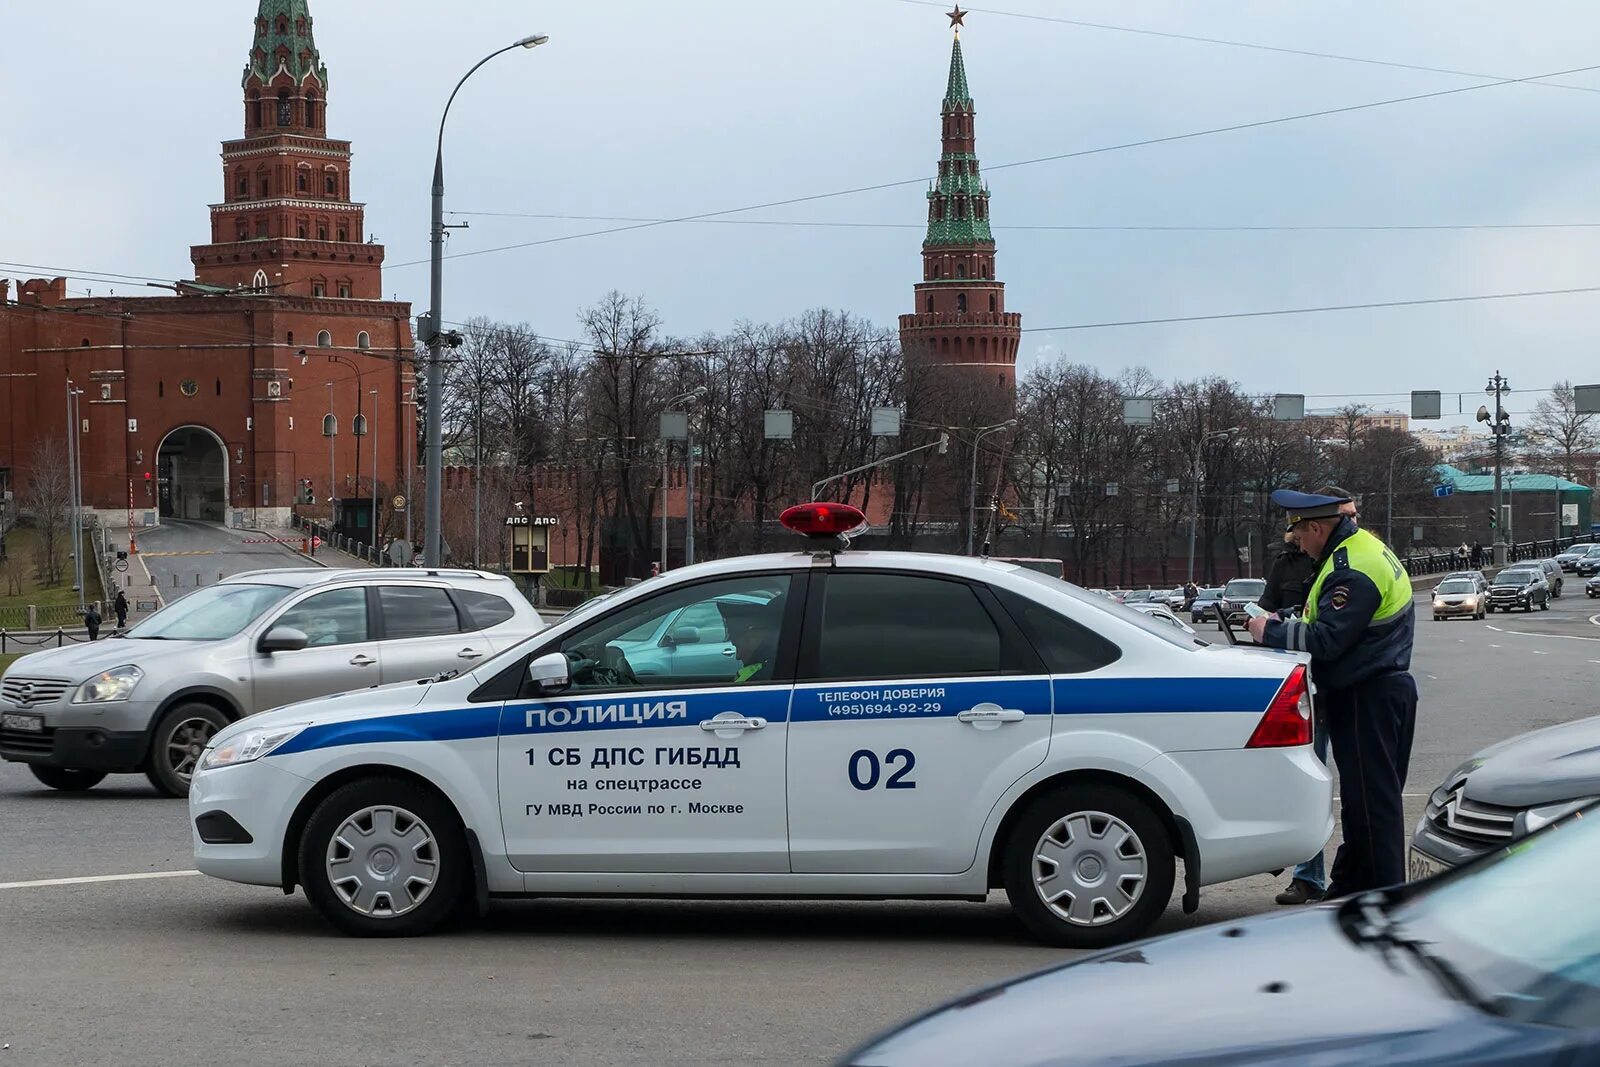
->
[6,1,1600,422]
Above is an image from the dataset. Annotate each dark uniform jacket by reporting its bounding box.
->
[1263,518,1415,691]
[1258,545,1317,615]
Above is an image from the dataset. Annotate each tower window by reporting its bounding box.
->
[957,293,968,313]
[235,172,248,196]
[324,174,338,196]
[357,331,370,350]
[317,330,332,348]
[216,379,223,397]
[339,285,352,299]
[956,264,967,279]
[158,381,164,398]
[255,219,269,238]
[297,223,307,240]
[276,16,288,34]
[317,223,328,241]
[258,174,270,197]
[989,294,997,312]
[297,171,308,193]
[287,332,294,345]
[926,295,934,312]
[336,227,348,242]
[278,92,292,126]
[306,93,319,128]
[236,222,249,241]
[312,282,326,298]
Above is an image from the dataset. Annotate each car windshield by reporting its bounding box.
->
[1584,547,1600,557]
[1224,579,1266,598]
[1198,588,1223,599]
[125,583,296,641]
[1013,570,1201,650]
[1122,590,1153,602]
[1390,809,1600,1028]
[1494,571,1537,586]
[1437,580,1475,594]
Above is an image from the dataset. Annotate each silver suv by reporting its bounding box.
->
[0,569,543,796]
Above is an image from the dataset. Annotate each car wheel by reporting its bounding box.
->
[1541,598,1550,611]
[29,765,107,792]
[1002,785,1176,949]
[143,703,230,798]
[1432,615,1441,622]
[299,777,467,937]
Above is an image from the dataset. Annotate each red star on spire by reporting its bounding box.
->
[947,6,967,30]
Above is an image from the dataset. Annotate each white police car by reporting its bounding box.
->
[190,503,1331,945]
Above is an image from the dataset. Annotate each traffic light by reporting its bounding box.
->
[1488,508,1497,529]
[299,480,315,505]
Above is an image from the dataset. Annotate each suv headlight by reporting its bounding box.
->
[72,665,144,704]
[199,723,309,772]
[1516,798,1598,837]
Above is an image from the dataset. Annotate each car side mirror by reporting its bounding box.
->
[260,626,309,654]
[667,625,700,646]
[528,651,571,695]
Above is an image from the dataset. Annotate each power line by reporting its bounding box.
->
[1021,283,1600,332]
[390,59,1600,271]
[447,210,1600,234]
[893,0,1600,94]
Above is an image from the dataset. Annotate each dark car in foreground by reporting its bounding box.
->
[1409,714,1600,877]
[1485,567,1549,613]
[1575,546,1600,578]
[1555,542,1597,571]
[1588,574,1600,599]
[843,809,1600,1067]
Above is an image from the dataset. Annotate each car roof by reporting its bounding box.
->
[218,567,518,590]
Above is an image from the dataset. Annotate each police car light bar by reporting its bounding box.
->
[779,502,867,540]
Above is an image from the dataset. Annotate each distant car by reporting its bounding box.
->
[1442,570,1488,592]
[1409,714,1600,875]
[1127,603,1198,636]
[1106,590,1129,603]
[1588,574,1600,598]
[1217,577,1267,629]
[1533,558,1564,598]
[1554,542,1597,571]
[605,592,770,682]
[1485,567,1550,613]
[845,805,1600,1067]
[1120,589,1156,604]
[1161,587,1186,611]
[1087,588,1115,600]
[1573,546,1600,578]
[1188,587,1224,625]
[1431,577,1485,621]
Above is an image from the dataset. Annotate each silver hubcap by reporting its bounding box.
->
[1032,810,1148,926]
[325,805,439,918]
[166,718,220,782]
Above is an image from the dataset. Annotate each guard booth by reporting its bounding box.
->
[334,497,377,549]
[507,515,557,574]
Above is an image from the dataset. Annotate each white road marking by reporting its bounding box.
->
[0,870,201,891]
[1531,650,1548,655]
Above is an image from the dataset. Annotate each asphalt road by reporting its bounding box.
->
[132,520,355,603]
[1,592,1596,1066]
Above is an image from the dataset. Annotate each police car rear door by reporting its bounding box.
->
[497,572,804,874]
[786,567,1053,874]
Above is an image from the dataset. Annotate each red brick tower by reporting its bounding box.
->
[191,0,385,299]
[898,14,1022,389]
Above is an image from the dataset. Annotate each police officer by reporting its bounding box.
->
[1246,488,1417,898]
[718,598,783,684]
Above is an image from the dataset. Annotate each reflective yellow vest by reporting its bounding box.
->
[1305,527,1411,625]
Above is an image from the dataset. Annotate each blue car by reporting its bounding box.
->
[604,592,770,683]
[844,808,1600,1066]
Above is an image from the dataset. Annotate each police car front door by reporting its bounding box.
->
[497,573,800,874]
[786,570,1053,874]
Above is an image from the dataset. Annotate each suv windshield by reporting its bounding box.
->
[126,583,296,641]
[1224,579,1265,599]
[1391,809,1600,1027]
[1494,571,1536,587]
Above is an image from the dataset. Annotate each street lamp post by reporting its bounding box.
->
[1386,445,1418,547]
[370,388,380,560]
[661,387,707,567]
[425,34,549,569]
[325,381,336,535]
[967,420,1017,556]
[1187,428,1237,584]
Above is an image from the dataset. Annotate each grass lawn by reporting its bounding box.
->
[0,653,21,675]
[0,526,105,611]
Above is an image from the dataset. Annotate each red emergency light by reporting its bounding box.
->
[779,502,867,540]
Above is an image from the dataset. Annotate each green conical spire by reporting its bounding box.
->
[244,0,328,89]
[944,35,971,108]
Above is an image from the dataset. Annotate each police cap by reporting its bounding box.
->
[1271,488,1354,528]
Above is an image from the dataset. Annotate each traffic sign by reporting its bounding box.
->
[114,558,129,573]
[1433,484,1455,498]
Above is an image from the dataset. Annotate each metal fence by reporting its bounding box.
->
[1401,537,1583,576]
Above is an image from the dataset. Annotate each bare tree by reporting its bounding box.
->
[20,437,72,587]
[1528,380,1598,482]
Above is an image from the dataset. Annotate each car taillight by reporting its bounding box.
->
[1246,664,1312,748]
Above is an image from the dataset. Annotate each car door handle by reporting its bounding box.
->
[720,647,737,656]
[956,704,1026,725]
[349,654,377,667]
[457,647,484,660]
[699,716,767,732]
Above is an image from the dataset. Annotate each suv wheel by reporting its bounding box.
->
[299,777,467,937]
[144,703,230,798]
[1002,785,1175,949]
[30,766,107,792]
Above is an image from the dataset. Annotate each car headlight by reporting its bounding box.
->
[198,723,309,772]
[72,665,144,704]
[1515,798,1598,837]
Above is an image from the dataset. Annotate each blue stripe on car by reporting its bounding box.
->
[268,676,1281,756]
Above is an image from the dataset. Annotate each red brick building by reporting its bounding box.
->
[0,0,411,532]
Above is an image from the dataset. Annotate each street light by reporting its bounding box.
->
[1386,444,1419,547]
[659,387,708,568]
[424,34,550,569]
[370,388,381,558]
[967,419,1018,556]
[1187,427,1239,584]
